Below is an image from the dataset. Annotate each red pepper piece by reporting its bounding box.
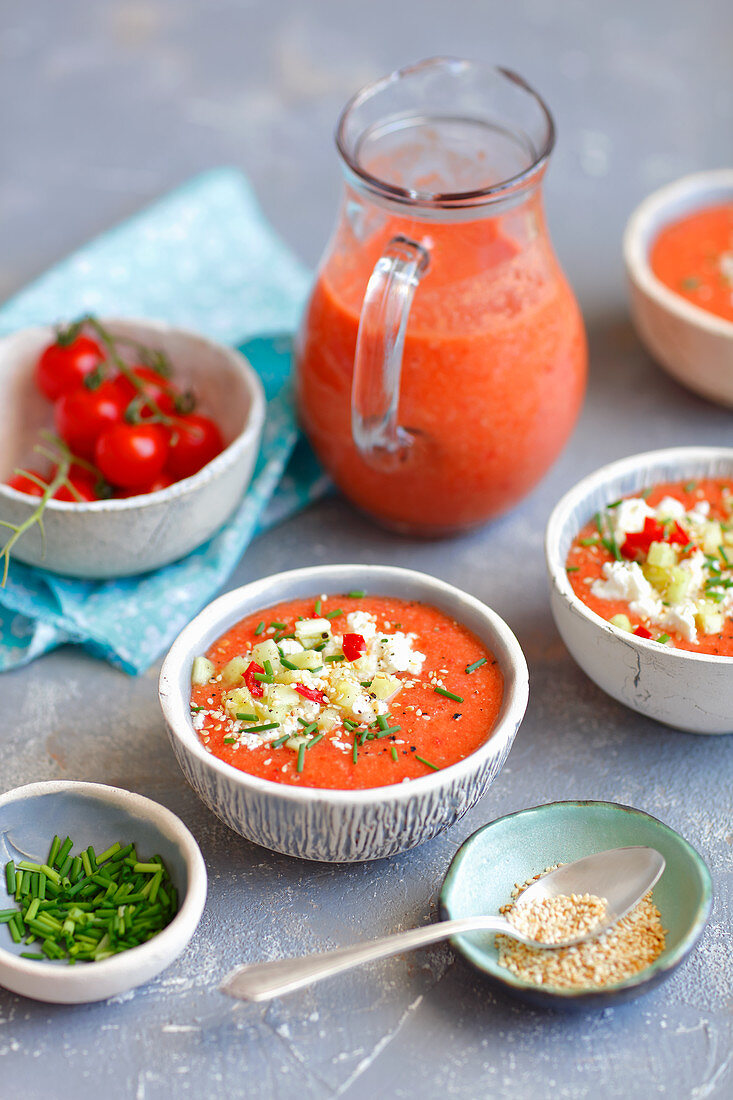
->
[633,625,653,639]
[342,633,366,661]
[294,683,329,706]
[668,520,692,547]
[244,661,265,699]
[620,517,666,559]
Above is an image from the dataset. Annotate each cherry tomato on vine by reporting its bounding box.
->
[166,414,224,480]
[54,380,128,460]
[95,423,169,488]
[115,472,175,498]
[35,335,104,402]
[115,366,180,417]
[52,466,102,502]
[5,470,47,497]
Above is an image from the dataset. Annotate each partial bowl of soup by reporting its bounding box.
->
[546,446,733,734]
[623,169,733,407]
[159,564,529,862]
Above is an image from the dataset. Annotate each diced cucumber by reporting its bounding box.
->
[191,656,215,685]
[268,684,301,708]
[294,618,331,645]
[223,687,257,718]
[220,655,251,687]
[331,679,364,718]
[317,708,340,732]
[609,614,633,633]
[647,541,677,569]
[370,672,402,701]
[665,566,691,605]
[251,639,282,672]
[695,600,724,636]
[702,521,723,557]
[288,648,323,670]
[285,735,308,751]
[274,669,308,685]
[642,563,671,591]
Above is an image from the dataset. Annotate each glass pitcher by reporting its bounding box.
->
[295,58,587,535]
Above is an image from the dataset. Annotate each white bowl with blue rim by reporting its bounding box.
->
[0,317,265,578]
[158,564,530,862]
[545,446,733,735]
[623,169,733,407]
[0,780,207,1003]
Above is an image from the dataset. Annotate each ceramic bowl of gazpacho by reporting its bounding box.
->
[0,318,265,578]
[623,170,733,407]
[0,780,207,1004]
[546,446,733,734]
[159,564,529,862]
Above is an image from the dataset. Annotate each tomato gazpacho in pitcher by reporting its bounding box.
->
[296,59,587,535]
[190,593,504,789]
[566,478,733,655]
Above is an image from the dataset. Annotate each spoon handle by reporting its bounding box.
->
[220,915,513,1002]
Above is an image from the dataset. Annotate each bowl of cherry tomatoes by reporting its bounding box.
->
[0,317,266,579]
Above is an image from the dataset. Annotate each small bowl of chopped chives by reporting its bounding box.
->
[0,780,206,1004]
[440,800,712,1009]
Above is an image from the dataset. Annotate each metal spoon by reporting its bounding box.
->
[221,845,665,1003]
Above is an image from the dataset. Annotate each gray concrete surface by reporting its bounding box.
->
[1,2,732,1097]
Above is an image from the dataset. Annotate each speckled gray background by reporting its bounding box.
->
[1,1,732,1097]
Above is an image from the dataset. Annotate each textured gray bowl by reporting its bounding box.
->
[546,447,733,734]
[0,317,265,578]
[159,564,529,862]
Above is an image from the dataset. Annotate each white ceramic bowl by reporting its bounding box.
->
[546,447,733,735]
[623,169,733,407]
[0,318,266,578]
[0,780,207,1004]
[159,564,530,862]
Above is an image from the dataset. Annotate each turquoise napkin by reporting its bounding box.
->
[0,169,328,674]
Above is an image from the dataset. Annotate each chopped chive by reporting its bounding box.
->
[307,733,324,749]
[313,642,327,652]
[235,712,259,721]
[352,737,358,764]
[96,843,121,865]
[640,487,653,499]
[606,499,623,509]
[684,481,697,492]
[433,686,463,703]
[347,590,366,598]
[190,705,205,713]
[376,726,401,738]
[566,566,580,573]
[5,862,15,894]
[314,598,322,616]
[324,609,343,620]
[325,654,345,663]
[657,634,670,644]
[47,836,61,866]
[376,715,390,731]
[343,719,357,730]
[390,746,399,762]
[278,652,298,670]
[252,673,274,683]
[263,659,273,676]
[274,632,295,642]
[223,737,237,745]
[17,860,43,873]
[270,734,291,748]
[465,657,487,674]
[579,536,600,547]
[415,755,440,771]
[240,722,280,734]
[55,838,73,869]
[269,621,286,629]
[20,951,44,960]
[297,743,306,774]
[681,541,695,554]
[719,544,731,565]
[360,680,373,688]
[254,621,265,635]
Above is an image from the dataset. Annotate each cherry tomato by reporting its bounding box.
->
[47,465,102,503]
[166,414,224,480]
[94,423,168,488]
[115,366,179,417]
[116,472,175,498]
[6,470,47,497]
[54,381,128,460]
[35,335,104,402]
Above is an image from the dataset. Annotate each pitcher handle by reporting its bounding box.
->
[351,235,429,468]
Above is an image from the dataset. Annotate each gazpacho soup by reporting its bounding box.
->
[190,593,504,790]
[650,203,733,324]
[566,478,733,656]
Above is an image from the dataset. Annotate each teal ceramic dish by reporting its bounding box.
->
[440,800,712,1010]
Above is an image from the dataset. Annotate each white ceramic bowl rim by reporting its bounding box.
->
[545,446,733,665]
[0,317,266,512]
[159,564,530,806]
[0,780,207,991]
[623,169,733,338]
